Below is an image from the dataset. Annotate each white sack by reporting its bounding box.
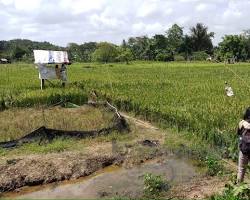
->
[225,86,234,97]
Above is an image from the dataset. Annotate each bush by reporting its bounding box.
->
[143,173,170,198]
[205,155,223,176]
[116,48,133,64]
[192,51,209,61]
[210,182,250,200]
[92,42,118,63]
[155,52,174,62]
[174,54,185,61]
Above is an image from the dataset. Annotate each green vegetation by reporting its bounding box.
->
[0,39,63,62]
[92,42,119,63]
[0,106,113,141]
[73,61,246,157]
[143,173,169,198]
[0,139,78,156]
[0,63,88,109]
[0,61,248,158]
[209,181,250,200]
[2,23,250,63]
[216,33,250,62]
[205,155,223,176]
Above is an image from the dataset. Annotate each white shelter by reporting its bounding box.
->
[33,50,70,89]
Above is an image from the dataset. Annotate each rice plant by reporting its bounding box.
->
[1,61,249,155]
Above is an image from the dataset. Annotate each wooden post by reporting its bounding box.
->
[40,79,45,90]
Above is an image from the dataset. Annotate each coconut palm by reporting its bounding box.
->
[190,23,214,53]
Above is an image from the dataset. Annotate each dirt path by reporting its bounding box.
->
[121,112,159,130]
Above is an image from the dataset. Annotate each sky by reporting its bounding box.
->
[0,0,250,47]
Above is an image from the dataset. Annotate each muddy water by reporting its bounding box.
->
[10,156,198,199]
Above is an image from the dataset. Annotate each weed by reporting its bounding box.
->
[143,173,170,199]
[209,182,250,200]
[205,155,223,176]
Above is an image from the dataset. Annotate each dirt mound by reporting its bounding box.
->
[0,140,165,194]
[0,152,120,193]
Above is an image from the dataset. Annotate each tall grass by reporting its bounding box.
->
[0,63,88,108]
[73,62,249,156]
[0,106,114,142]
[0,61,248,155]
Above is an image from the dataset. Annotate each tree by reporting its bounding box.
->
[242,30,250,60]
[180,35,193,60]
[152,34,167,50]
[67,42,97,62]
[116,48,133,64]
[155,50,174,61]
[0,39,63,62]
[166,24,184,54]
[190,23,214,53]
[12,46,28,60]
[218,35,247,61]
[92,42,118,63]
[67,43,81,61]
[150,34,174,61]
[121,39,128,49]
[79,42,97,62]
[127,36,151,60]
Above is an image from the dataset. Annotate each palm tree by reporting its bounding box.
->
[190,23,214,53]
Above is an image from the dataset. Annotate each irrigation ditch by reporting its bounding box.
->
[0,91,232,199]
[0,99,165,193]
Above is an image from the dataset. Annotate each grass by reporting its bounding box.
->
[0,106,114,142]
[208,181,250,200]
[76,61,248,158]
[0,130,134,158]
[1,61,249,157]
[0,138,77,156]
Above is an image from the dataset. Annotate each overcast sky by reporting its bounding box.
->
[0,0,249,46]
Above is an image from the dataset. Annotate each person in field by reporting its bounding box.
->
[60,63,67,87]
[55,64,60,79]
[237,107,250,183]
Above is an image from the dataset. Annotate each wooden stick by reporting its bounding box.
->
[106,101,121,118]
[40,79,45,90]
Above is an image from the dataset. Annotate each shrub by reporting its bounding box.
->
[210,182,250,200]
[205,155,223,176]
[143,173,170,198]
[92,42,118,63]
[192,51,209,61]
[174,54,185,61]
[155,52,174,62]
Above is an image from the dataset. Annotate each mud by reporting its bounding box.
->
[15,157,198,199]
[0,140,166,194]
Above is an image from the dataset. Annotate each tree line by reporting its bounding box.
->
[1,23,250,63]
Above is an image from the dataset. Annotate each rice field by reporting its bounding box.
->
[1,61,250,155]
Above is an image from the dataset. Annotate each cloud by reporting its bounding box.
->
[14,0,42,11]
[0,0,250,46]
[137,1,159,18]
[132,22,163,34]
